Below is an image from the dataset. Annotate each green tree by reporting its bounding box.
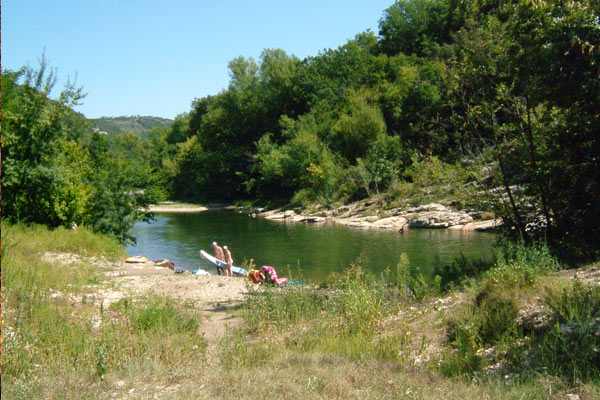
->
[2,57,158,243]
[83,132,156,243]
[448,0,600,260]
[329,89,387,163]
[378,0,467,56]
[165,113,191,144]
[1,58,86,226]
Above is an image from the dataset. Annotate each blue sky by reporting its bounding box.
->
[3,1,394,119]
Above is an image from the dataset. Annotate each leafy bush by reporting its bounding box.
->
[405,156,474,202]
[484,241,560,288]
[2,60,158,243]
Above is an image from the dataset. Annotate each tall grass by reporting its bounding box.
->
[4,223,597,398]
[2,223,124,260]
[439,242,600,386]
[225,264,392,369]
[527,282,600,382]
[484,240,560,287]
[218,241,600,398]
[392,253,441,301]
[2,224,207,398]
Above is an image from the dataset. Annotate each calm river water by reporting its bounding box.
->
[126,210,497,283]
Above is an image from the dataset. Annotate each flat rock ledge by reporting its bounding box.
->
[260,203,500,232]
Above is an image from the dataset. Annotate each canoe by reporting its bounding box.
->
[199,250,248,276]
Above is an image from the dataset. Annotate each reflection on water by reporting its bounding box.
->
[127,210,496,283]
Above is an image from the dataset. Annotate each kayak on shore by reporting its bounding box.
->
[198,250,248,276]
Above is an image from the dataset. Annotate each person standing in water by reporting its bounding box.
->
[212,242,225,275]
[223,245,233,277]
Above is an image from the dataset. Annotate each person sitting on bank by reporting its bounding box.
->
[212,241,225,275]
[223,245,233,277]
[248,269,266,284]
[248,266,288,285]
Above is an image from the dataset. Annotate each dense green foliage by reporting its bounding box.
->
[3,0,599,260]
[1,58,165,243]
[150,0,599,261]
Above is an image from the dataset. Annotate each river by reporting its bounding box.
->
[126,209,496,283]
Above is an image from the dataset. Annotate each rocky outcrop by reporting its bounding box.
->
[258,202,501,232]
[402,204,473,229]
[263,209,327,223]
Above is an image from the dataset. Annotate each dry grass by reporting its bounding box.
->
[3,224,599,399]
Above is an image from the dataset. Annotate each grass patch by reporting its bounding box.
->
[3,223,598,398]
[522,282,600,382]
[2,224,207,398]
[2,222,124,260]
[439,244,600,386]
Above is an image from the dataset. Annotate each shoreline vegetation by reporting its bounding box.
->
[3,224,599,398]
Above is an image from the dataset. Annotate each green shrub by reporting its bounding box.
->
[546,281,600,323]
[405,156,474,203]
[394,253,441,300]
[440,322,482,377]
[442,283,521,377]
[526,282,600,382]
[474,285,520,345]
[433,254,495,290]
[484,241,560,288]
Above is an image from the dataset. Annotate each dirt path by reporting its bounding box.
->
[44,253,258,341]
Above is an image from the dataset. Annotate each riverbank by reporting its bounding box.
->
[144,202,210,212]
[258,201,499,232]
[4,224,599,399]
[41,252,253,340]
[31,250,600,398]
[146,199,500,232]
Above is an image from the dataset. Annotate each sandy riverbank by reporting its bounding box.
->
[144,202,209,212]
[43,252,258,339]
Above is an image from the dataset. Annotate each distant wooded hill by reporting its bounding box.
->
[89,116,173,138]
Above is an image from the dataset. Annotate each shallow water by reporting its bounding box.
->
[127,210,496,283]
